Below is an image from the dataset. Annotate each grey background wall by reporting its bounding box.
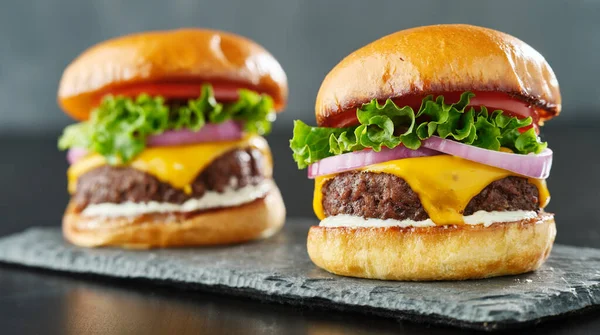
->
[1,0,598,134]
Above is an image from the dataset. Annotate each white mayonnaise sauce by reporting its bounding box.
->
[319,210,539,228]
[81,179,272,217]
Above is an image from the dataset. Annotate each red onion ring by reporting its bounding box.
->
[67,148,89,164]
[307,145,441,179]
[146,121,243,147]
[307,136,553,179]
[66,121,244,165]
[421,136,552,179]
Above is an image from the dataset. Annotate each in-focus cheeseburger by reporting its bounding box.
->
[291,24,558,280]
[58,29,287,248]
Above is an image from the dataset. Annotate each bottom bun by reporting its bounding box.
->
[63,186,286,248]
[307,213,555,281]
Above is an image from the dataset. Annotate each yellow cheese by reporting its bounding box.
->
[68,135,272,194]
[313,155,549,225]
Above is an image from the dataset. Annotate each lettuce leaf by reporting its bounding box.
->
[290,92,546,169]
[58,84,275,164]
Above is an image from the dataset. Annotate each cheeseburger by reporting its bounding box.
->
[58,29,287,248]
[291,24,558,280]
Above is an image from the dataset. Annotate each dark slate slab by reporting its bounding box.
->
[0,220,599,331]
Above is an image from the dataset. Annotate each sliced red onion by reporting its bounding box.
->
[307,145,441,179]
[421,136,552,179]
[66,121,243,165]
[67,148,89,164]
[147,120,243,147]
[308,136,552,179]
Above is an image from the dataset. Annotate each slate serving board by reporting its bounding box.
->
[0,219,599,331]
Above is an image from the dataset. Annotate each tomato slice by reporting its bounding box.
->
[467,92,540,133]
[96,82,244,104]
[329,91,540,133]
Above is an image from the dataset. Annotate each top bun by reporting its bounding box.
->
[315,24,560,127]
[58,28,288,120]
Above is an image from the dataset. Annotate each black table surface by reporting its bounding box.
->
[1,124,600,334]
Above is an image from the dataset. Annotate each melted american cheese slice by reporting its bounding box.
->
[313,155,549,225]
[68,135,272,194]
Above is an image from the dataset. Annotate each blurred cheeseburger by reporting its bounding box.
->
[291,24,558,280]
[58,29,287,248]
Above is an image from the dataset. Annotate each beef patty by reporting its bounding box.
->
[72,148,266,210]
[321,172,539,221]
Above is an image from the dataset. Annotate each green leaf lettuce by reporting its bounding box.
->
[58,84,275,164]
[290,92,546,169]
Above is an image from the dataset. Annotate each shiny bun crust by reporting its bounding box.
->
[63,187,285,248]
[307,213,555,281]
[59,28,288,120]
[316,24,561,126]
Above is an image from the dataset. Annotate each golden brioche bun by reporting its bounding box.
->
[58,28,288,120]
[307,212,555,281]
[63,187,285,249]
[316,24,560,126]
